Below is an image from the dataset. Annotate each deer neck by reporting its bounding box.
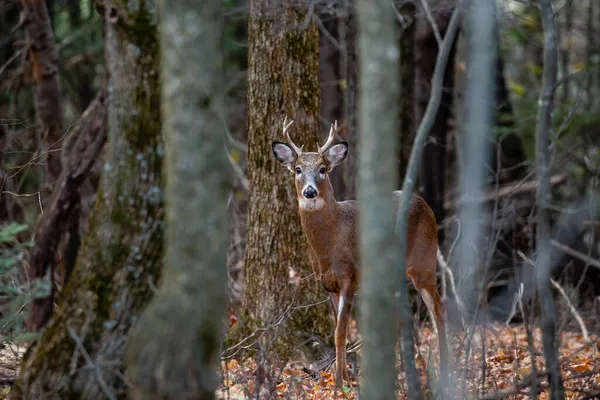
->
[298,183,339,258]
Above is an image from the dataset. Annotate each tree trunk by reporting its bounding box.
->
[125,0,228,398]
[493,53,527,184]
[231,2,331,362]
[27,90,107,332]
[320,12,347,199]
[340,6,358,200]
[20,0,63,181]
[536,1,565,398]
[11,2,164,398]
[356,0,403,397]
[20,0,64,331]
[416,1,457,246]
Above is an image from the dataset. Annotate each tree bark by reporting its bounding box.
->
[27,90,107,332]
[231,2,331,361]
[20,0,65,332]
[320,12,347,199]
[416,0,457,246]
[20,0,63,181]
[11,2,164,398]
[340,7,358,200]
[536,0,565,398]
[356,0,402,397]
[125,0,229,398]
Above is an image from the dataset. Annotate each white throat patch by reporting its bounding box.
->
[299,197,325,211]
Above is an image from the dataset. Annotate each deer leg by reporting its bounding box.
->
[418,284,449,378]
[335,281,355,387]
[329,292,340,326]
[431,286,448,376]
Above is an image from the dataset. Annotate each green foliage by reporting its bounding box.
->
[0,224,50,343]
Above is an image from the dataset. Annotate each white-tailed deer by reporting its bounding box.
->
[272,117,448,388]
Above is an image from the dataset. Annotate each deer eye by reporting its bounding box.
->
[319,166,326,175]
[295,167,302,175]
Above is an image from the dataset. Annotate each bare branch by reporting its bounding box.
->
[445,174,567,211]
[418,0,442,47]
[436,248,465,327]
[68,327,117,400]
[549,278,589,341]
[550,239,600,271]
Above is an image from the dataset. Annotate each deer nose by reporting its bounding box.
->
[303,186,318,199]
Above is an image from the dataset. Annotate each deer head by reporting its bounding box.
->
[272,117,348,211]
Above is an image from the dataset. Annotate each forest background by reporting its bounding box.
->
[0,0,599,399]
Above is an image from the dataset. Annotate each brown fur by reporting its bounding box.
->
[273,139,447,388]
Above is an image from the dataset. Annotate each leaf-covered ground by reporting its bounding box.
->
[0,341,25,399]
[218,321,600,399]
[0,321,597,399]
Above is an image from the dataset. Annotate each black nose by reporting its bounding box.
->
[303,186,317,199]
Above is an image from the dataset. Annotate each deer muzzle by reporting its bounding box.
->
[303,186,318,199]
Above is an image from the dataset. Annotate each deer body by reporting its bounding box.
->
[272,118,447,388]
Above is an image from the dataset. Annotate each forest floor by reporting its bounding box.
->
[0,341,25,398]
[218,320,600,399]
[0,321,597,399]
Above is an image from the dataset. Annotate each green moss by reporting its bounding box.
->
[120,2,161,153]
[11,2,165,396]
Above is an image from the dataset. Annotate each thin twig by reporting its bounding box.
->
[518,282,539,399]
[549,278,589,341]
[419,0,442,47]
[67,327,117,400]
[0,46,28,78]
[550,239,600,271]
[436,248,466,328]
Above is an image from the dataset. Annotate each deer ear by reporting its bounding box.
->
[272,141,297,170]
[325,142,348,170]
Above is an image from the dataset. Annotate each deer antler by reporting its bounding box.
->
[317,120,338,154]
[282,116,303,155]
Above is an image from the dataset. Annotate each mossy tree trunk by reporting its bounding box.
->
[232,2,331,361]
[11,2,164,398]
[125,0,229,398]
